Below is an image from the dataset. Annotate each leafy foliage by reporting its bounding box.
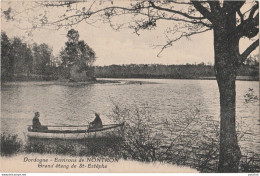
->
[32,43,52,75]
[60,29,96,70]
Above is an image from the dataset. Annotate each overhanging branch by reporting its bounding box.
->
[240,39,259,63]
[237,9,244,23]
[249,2,259,19]
[36,2,77,7]
[207,1,221,13]
[223,0,245,13]
[149,1,205,20]
[155,16,212,28]
[236,12,259,39]
[167,0,192,5]
[156,28,212,57]
[191,1,214,23]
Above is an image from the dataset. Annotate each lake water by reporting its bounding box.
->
[1,79,259,155]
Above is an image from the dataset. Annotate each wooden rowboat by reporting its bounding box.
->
[27,122,124,140]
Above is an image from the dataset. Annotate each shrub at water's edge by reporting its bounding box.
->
[1,133,22,156]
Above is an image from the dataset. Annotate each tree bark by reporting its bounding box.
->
[214,22,242,172]
[217,71,241,172]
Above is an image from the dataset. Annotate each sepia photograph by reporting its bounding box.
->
[0,0,259,174]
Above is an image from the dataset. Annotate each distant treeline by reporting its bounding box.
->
[95,63,259,80]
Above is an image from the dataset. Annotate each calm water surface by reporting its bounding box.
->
[1,79,259,154]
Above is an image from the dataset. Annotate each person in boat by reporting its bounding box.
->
[89,113,103,130]
[32,112,48,131]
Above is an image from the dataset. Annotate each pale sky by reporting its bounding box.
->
[1,1,257,66]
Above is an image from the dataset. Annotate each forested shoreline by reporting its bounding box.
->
[1,31,259,82]
[94,64,259,80]
[1,31,57,82]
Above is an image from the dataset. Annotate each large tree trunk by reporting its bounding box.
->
[214,23,242,172]
[216,72,241,172]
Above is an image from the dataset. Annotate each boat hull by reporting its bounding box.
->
[27,123,124,140]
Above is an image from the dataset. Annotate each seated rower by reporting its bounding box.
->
[32,112,48,131]
[89,113,103,130]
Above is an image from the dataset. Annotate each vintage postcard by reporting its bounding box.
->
[0,0,259,173]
